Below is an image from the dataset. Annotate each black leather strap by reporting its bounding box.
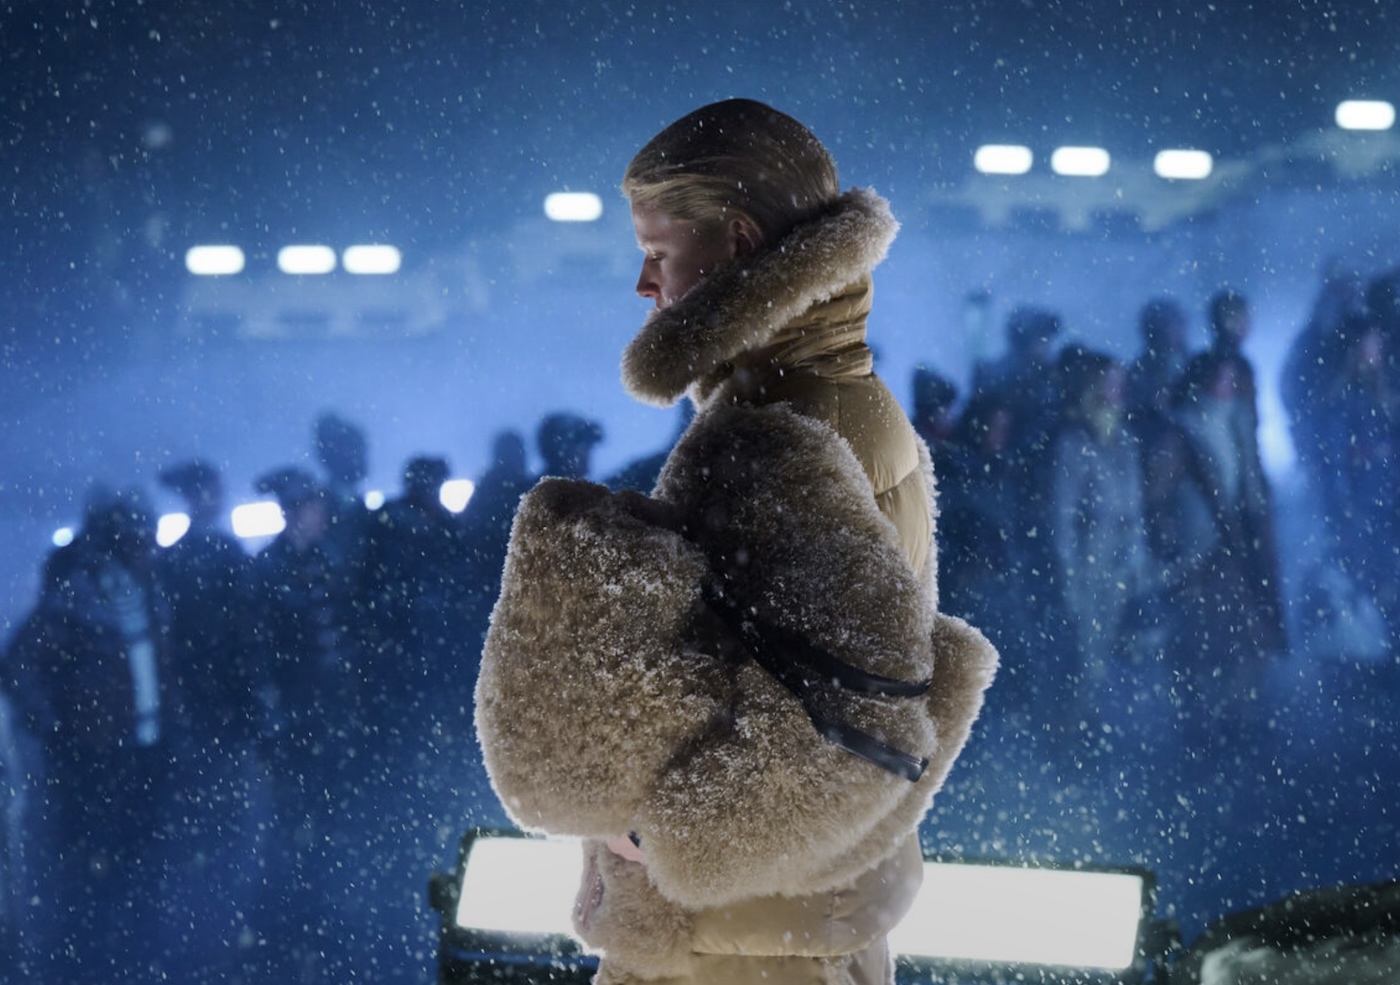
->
[703,581,931,782]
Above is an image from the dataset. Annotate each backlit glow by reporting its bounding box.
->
[277,244,337,275]
[888,862,1145,969]
[544,192,604,222]
[1335,99,1396,131]
[455,837,583,936]
[452,835,1147,972]
[231,501,286,539]
[1154,149,1214,180]
[973,144,1034,175]
[157,513,191,548]
[52,527,75,548]
[343,244,402,275]
[1050,146,1111,177]
[185,245,246,276]
[364,490,385,511]
[440,479,475,513]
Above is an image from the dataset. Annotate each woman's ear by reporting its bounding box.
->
[728,216,763,258]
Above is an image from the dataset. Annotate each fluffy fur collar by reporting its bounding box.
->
[621,187,900,407]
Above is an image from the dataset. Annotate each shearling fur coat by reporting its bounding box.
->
[475,188,998,985]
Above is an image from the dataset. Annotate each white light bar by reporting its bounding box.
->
[277,244,337,275]
[974,144,1034,175]
[156,513,191,548]
[889,861,1145,970]
[231,501,286,539]
[456,836,584,935]
[1154,149,1214,180]
[343,244,402,275]
[1335,99,1396,131]
[1051,146,1111,177]
[185,245,246,276]
[452,835,1148,972]
[440,478,475,514]
[544,192,604,222]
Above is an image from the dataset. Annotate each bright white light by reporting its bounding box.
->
[1154,149,1214,180]
[343,244,402,275]
[277,244,337,275]
[452,836,1145,972]
[231,501,286,539]
[888,862,1145,969]
[544,192,604,222]
[973,144,1034,175]
[157,513,190,548]
[1050,146,1112,177]
[1335,99,1396,131]
[52,527,75,548]
[455,836,583,936]
[364,490,385,511]
[440,479,475,514]
[185,245,246,276]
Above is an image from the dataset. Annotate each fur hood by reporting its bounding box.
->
[621,187,899,407]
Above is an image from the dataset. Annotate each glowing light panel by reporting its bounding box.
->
[185,245,246,276]
[888,862,1145,969]
[1050,146,1111,177]
[1154,149,1214,180]
[1335,99,1396,131]
[544,192,604,222]
[440,479,475,513]
[343,244,402,274]
[157,513,191,548]
[277,244,337,275]
[451,835,1147,973]
[974,144,1034,175]
[231,501,286,539]
[455,837,583,935]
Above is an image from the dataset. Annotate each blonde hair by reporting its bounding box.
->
[622,99,840,247]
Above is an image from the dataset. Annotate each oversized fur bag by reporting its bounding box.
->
[475,403,997,910]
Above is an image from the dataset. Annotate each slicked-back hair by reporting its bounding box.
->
[623,98,840,247]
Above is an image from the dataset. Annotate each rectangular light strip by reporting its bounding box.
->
[1335,99,1396,131]
[452,834,1148,972]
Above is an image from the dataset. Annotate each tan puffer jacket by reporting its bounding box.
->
[475,188,997,985]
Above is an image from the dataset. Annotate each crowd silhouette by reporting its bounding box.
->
[2,267,1400,983]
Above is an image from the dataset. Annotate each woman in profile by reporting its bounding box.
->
[476,98,997,985]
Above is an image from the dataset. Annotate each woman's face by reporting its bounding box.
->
[631,204,737,310]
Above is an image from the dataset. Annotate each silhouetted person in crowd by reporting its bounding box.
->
[156,459,261,753]
[1126,297,1190,440]
[459,430,533,640]
[1163,316,1288,733]
[154,459,266,981]
[910,364,959,461]
[358,454,475,983]
[1311,312,1400,636]
[1049,347,1155,720]
[937,389,1031,705]
[2,484,179,984]
[970,305,1067,655]
[1281,262,1367,555]
[312,410,374,577]
[245,465,358,984]
[535,410,604,481]
[363,454,474,740]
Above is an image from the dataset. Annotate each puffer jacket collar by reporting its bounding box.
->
[621,187,899,407]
